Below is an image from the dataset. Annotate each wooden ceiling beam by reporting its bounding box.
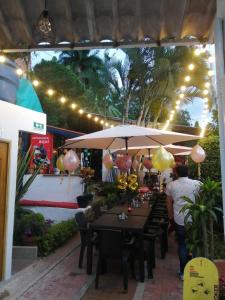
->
[16,0,32,43]
[112,0,120,42]
[0,9,13,44]
[135,0,144,41]
[85,0,97,42]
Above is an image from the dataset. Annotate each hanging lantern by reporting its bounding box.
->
[56,154,65,172]
[63,150,80,172]
[191,145,206,163]
[152,146,172,172]
[103,153,113,169]
[115,154,132,172]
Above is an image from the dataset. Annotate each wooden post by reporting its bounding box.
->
[215,0,225,239]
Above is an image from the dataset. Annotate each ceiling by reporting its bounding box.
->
[0,0,216,52]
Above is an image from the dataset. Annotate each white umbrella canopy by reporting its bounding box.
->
[114,144,192,156]
[64,124,199,150]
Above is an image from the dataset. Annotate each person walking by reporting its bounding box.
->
[166,165,201,280]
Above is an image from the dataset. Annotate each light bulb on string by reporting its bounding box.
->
[208,56,215,63]
[205,82,210,88]
[188,64,195,71]
[100,120,104,125]
[87,114,91,119]
[208,70,214,77]
[105,122,109,127]
[71,103,77,110]
[176,100,181,105]
[110,125,114,128]
[203,97,209,103]
[0,55,6,63]
[179,93,185,99]
[94,117,99,122]
[184,75,191,82]
[203,89,209,95]
[47,89,54,96]
[60,96,66,104]
[180,85,186,92]
[79,109,84,114]
[16,68,23,76]
[194,49,201,56]
[32,79,39,87]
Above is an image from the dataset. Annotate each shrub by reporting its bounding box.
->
[38,219,77,256]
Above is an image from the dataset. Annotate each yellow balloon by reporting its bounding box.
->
[152,146,172,172]
[56,155,65,172]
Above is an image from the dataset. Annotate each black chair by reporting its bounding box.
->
[77,193,94,208]
[75,211,96,268]
[95,229,135,293]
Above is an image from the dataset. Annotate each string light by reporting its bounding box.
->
[71,103,77,110]
[79,109,84,114]
[205,82,210,88]
[94,116,99,122]
[194,49,201,56]
[203,97,209,103]
[184,75,191,82]
[100,120,104,125]
[208,56,215,63]
[180,85,186,91]
[60,96,66,104]
[47,89,54,96]
[87,114,91,119]
[105,122,109,127]
[188,63,195,71]
[0,55,6,63]
[179,93,185,99]
[110,125,114,128]
[176,100,181,105]
[16,68,23,75]
[208,70,214,77]
[32,79,40,87]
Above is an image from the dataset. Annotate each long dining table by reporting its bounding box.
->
[86,204,152,282]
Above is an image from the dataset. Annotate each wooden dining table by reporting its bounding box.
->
[86,206,151,282]
[106,204,152,217]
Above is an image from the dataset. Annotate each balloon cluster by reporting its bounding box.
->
[56,150,80,173]
[103,153,113,169]
[115,154,132,172]
[143,158,152,170]
[117,173,138,191]
[152,146,175,172]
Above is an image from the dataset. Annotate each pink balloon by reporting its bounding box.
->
[143,158,152,170]
[132,159,139,171]
[103,153,113,169]
[63,150,80,172]
[191,145,206,163]
[115,154,132,172]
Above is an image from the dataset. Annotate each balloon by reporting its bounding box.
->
[103,153,113,169]
[115,154,132,172]
[191,145,206,163]
[117,173,128,190]
[168,152,176,168]
[63,150,80,172]
[152,146,172,172]
[143,158,152,170]
[132,159,139,171]
[128,174,138,191]
[56,154,65,171]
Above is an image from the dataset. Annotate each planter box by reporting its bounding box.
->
[13,246,38,260]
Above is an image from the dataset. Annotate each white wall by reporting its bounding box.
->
[0,100,46,280]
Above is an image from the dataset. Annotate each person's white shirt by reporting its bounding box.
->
[166,177,201,226]
[161,168,173,184]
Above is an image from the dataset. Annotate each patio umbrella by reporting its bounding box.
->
[63,124,199,150]
[114,144,192,157]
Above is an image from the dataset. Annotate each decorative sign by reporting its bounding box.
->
[30,134,53,173]
[33,121,44,131]
[183,257,219,300]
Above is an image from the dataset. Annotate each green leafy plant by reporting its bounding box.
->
[16,146,44,202]
[38,219,77,256]
[180,178,222,258]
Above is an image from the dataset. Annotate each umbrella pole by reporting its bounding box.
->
[125,137,128,154]
[148,149,151,175]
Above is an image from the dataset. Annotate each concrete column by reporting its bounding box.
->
[215,0,225,236]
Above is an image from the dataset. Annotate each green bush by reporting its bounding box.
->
[38,219,77,256]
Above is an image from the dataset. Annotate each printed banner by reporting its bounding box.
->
[30,134,53,173]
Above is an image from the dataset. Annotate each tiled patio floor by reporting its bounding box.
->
[2,232,224,300]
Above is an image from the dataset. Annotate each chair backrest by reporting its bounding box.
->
[92,202,101,219]
[75,211,87,230]
[77,194,93,208]
[97,229,123,258]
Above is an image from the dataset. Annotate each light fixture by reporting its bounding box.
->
[194,49,201,56]
[208,56,215,63]
[71,103,76,110]
[0,55,6,63]
[110,125,114,128]
[94,117,99,122]
[203,89,209,95]
[47,89,54,96]
[204,104,209,109]
[184,75,191,82]
[171,110,175,114]
[105,122,109,127]
[180,85,186,91]
[176,100,181,105]
[205,82,210,88]
[188,64,195,71]
[179,93,185,99]
[60,97,66,104]
[79,109,84,114]
[175,105,180,110]
[100,120,104,125]
[34,0,55,43]
[87,114,91,119]
[208,70,214,77]
[169,115,174,121]
[32,79,39,87]
[203,97,209,103]
[16,68,23,76]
